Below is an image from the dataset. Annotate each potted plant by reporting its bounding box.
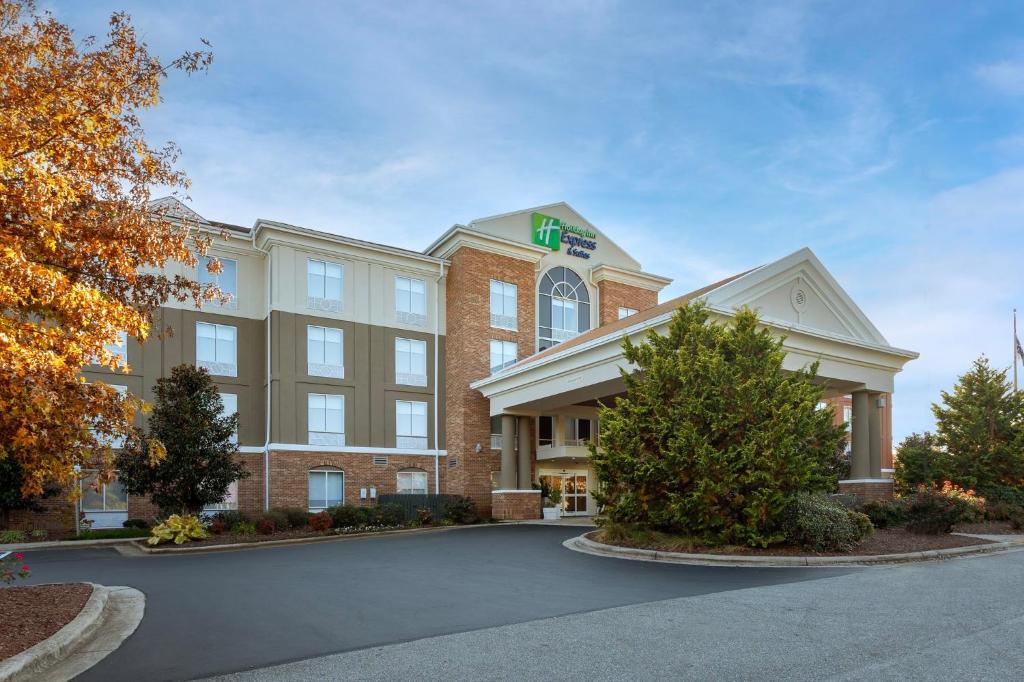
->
[543,488,562,520]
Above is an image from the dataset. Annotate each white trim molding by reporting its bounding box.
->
[491,489,542,494]
[590,263,672,291]
[267,443,447,457]
[838,478,894,484]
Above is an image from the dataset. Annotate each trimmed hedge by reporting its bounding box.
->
[376,494,478,524]
[782,493,873,552]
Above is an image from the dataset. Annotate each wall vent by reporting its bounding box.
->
[372,456,388,466]
[448,458,458,468]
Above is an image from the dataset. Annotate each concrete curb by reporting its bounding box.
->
[135,522,493,555]
[0,583,145,682]
[0,537,143,552]
[564,533,1024,567]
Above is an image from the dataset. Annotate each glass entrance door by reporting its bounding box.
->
[539,471,589,516]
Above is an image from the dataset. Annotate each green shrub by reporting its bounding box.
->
[68,527,150,541]
[377,503,405,526]
[893,432,948,495]
[329,504,365,528]
[859,499,908,529]
[361,506,380,526]
[782,493,872,552]
[212,510,245,527]
[591,302,848,547]
[441,496,478,524]
[0,529,26,544]
[415,508,433,525]
[273,507,310,529]
[259,509,290,531]
[977,485,1024,509]
[122,518,151,530]
[231,520,256,536]
[903,488,963,534]
[30,529,48,540]
[1010,508,1024,531]
[984,502,1023,522]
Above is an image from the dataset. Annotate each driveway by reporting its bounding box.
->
[20,525,841,681]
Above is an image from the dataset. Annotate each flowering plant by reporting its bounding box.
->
[1,551,30,584]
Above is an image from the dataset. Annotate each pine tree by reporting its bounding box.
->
[932,356,1024,491]
[591,301,847,547]
[893,432,948,494]
[116,364,248,516]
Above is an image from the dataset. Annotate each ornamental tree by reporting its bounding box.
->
[932,356,1024,491]
[0,1,216,496]
[116,364,248,516]
[590,301,848,547]
[0,455,57,528]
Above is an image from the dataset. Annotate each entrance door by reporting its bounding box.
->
[539,471,589,516]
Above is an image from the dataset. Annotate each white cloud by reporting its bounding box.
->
[976,58,1024,95]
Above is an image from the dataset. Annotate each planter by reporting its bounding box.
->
[542,507,562,520]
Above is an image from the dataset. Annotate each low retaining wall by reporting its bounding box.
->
[491,490,542,520]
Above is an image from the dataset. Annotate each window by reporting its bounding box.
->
[307,326,344,378]
[80,473,128,513]
[489,340,517,373]
[395,276,426,326]
[397,470,429,495]
[307,259,343,312]
[198,255,238,309]
[219,392,238,445]
[490,280,518,330]
[308,393,344,446]
[565,417,595,446]
[204,480,238,513]
[538,267,590,351]
[537,415,554,447]
[308,468,344,511]
[395,337,427,386]
[618,307,638,320]
[196,322,237,377]
[490,415,503,450]
[396,400,428,449]
[91,384,128,448]
[105,331,128,367]
[843,405,852,423]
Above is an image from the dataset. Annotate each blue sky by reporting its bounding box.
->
[51,1,1024,442]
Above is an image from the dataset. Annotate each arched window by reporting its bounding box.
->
[396,468,429,495]
[538,267,590,351]
[308,467,344,511]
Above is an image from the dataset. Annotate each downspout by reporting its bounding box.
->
[433,260,445,494]
[253,228,272,510]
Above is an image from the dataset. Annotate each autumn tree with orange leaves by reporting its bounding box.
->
[0,0,218,497]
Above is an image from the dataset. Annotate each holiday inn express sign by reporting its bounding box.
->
[531,212,598,259]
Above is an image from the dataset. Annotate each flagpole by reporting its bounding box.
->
[1015,308,1019,393]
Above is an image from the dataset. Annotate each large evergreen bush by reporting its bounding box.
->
[591,302,847,547]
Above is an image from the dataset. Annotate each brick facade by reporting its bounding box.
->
[491,491,542,520]
[444,247,537,516]
[839,479,894,501]
[596,280,659,326]
[267,451,444,509]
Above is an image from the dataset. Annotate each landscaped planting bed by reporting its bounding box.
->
[955,520,1018,535]
[0,583,92,660]
[135,524,411,548]
[590,527,992,557]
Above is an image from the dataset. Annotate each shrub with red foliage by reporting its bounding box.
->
[256,518,276,535]
[309,511,332,532]
[208,517,228,535]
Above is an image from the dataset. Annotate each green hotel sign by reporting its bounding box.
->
[530,212,598,259]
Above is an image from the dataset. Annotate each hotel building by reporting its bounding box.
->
[13,199,917,531]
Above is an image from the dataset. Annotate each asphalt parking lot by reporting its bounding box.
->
[21,524,841,681]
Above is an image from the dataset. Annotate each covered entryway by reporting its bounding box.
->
[474,247,918,517]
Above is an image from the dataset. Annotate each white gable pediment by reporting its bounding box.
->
[702,247,889,347]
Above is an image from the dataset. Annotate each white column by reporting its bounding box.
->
[850,391,871,479]
[517,416,532,489]
[500,414,516,490]
[868,392,882,478]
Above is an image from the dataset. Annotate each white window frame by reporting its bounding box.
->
[307,325,345,379]
[395,276,427,326]
[308,468,344,511]
[565,416,595,446]
[196,322,237,377]
[80,471,128,513]
[219,392,239,445]
[395,337,427,386]
[617,307,638,320]
[396,470,429,495]
[490,280,518,330]
[198,255,238,309]
[308,393,345,446]
[489,339,518,374]
[395,400,428,449]
[307,258,344,313]
[90,384,128,448]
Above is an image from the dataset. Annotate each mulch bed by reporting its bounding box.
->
[955,520,1019,534]
[591,528,993,557]
[0,583,92,660]
[137,525,415,548]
